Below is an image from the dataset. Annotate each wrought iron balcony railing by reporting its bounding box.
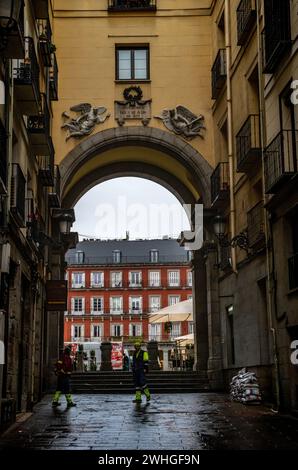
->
[10,164,26,226]
[108,0,157,12]
[38,154,54,187]
[211,162,230,207]
[262,0,291,73]
[211,49,226,100]
[49,53,58,101]
[236,0,256,46]
[0,0,25,59]
[48,165,61,208]
[247,201,265,250]
[264,130,298,193]
[236,114,261,173]
[27,94,53,156]
[0,121,7,194]
[13,37,40,115]
[289,253,298,290]
[37,18,52,67]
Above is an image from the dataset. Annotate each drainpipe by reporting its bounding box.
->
[256,0,280,411]
[224,0,237,273]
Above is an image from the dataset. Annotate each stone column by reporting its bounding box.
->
[100,341,112,371]
[147,341,160,370]
[162,347,169,371]
[205,250,224,389]
[192,249,209,377]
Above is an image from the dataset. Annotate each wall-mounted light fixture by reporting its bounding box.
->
[213,215,249,253]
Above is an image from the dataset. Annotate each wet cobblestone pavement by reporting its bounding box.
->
[1,393,298,450]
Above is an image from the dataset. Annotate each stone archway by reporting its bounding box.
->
[58,126,222,387]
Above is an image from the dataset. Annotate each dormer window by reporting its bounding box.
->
[150,249,159,262]
[76,250,84,264]
[113,250,121,263]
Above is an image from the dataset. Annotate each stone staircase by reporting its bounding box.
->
[71,371,209,394]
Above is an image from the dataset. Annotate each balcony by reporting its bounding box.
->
[49,53,58,101]
[211,162,230,208]
[38,154,54,187]
[10,164,26,227]
[27,94,53,155]
[289,253,298,290]
[48,165,61,208]
[0,0,24,59]
[129,282,143,288]
[236,0,256,46]
[211,49,226,100]
[129,309,142,314]
[31,0,48,19]
[25,197,45,245]
[262,1,291,73]
[236,114,261,173]
[247,202,266,250]
[264,130,298,194]
[13,37,40,115]
[37,18,52,67]
[0,121,7,194]
[108,0,157,12]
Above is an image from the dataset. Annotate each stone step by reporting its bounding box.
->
[70,371,209,393]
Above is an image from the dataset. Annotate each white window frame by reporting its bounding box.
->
[129,271,142,287]
[91,297,104,314]
[149,295,161,313]
[111,271,122,288]
[113,250,121,263]
[71,297,85,315]
[149,323,161,341]
[129,296,142,314]
[129,323,142,337]
[168,270,180,287]
[92,324,103,339]
[168,295,180,306]
[188,322,194,334]
[91,271,104,288]
[171,322,181,338]
[71,324,84,340]
[187,270,193,287]
[71,272,85,288]
[110,296,123,314]
[110,324,123,337]
[150,249,159,263]
[149,270,160,287]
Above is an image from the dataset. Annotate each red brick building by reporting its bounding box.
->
[64,238,193,368]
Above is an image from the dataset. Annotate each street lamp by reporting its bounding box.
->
[0,0,22,49]
[52,208,75,235]
[213,215,249,252]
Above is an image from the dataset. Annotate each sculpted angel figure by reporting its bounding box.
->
[61,103,110,140]
[155,105,205,139]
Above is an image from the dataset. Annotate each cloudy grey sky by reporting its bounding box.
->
[73,177,190,240]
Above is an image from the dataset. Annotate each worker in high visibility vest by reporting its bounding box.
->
[132,341,151,403]
[52,346,77,408]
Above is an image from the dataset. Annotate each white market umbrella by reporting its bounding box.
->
[174,333,194,346]
[149,299,193,324]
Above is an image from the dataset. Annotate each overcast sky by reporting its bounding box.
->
[73,177,190,240]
